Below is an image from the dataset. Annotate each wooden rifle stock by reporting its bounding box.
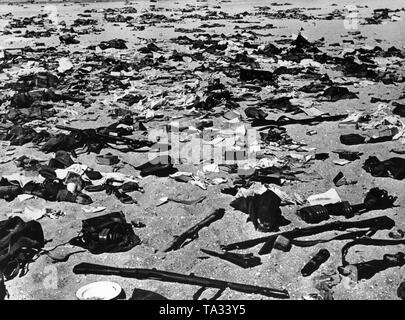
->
[164,208,225,252]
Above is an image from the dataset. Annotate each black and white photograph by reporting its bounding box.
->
[0,0,404,306]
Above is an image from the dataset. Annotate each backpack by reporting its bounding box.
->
[69,212,140,254]
[0,216,44,280]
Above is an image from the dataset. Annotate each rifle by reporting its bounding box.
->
[164,208,225,253]
[200,248,262,268]
[73,262,289,299]
[220,216,395,254]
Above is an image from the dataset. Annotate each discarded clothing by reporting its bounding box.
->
[230,189,287,232]
[332,150,363,161]
[98,39,127,50]
[363,156,405,180]
[321,87,358,101]
[0,216,44,280]
[0,178,22,201]
[244,107,268,120]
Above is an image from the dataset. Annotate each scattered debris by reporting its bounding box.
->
[1,0,405,301]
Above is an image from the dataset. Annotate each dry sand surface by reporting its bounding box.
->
[0,0,405,300]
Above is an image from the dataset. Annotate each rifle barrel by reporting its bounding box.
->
[221,216,395,252]
[73,263,289,298]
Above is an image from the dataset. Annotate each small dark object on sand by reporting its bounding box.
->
[59,34,80,45]
[333,150,363,161]
[244,106,268,120]
[333,171,357,187]
[389,229,404,240]
[315,153,329,160]
[98,39,127,50]
[301,249,330,277]
[321,86,358,101]
[363,156,405,180]
[131,220,146,228]
[340,133,366,145]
